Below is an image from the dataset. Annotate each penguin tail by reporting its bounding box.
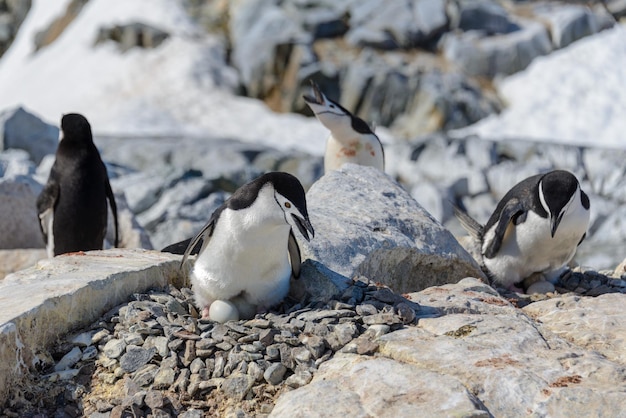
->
[452,205,483,241]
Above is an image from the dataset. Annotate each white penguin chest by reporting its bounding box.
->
[324,133,384,172]
[193,202,292,292]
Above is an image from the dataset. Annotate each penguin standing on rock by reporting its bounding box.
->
[455,170,590,292]
[36,113,118,257]
[165,172,314,322]
[303,81,384,174]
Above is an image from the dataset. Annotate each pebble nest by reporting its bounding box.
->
[2,266,625,418]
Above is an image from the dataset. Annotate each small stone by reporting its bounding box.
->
[326,323,358,350]
[199,377,223,391]
[216,341,233,351]
[279,344,295,369]
[166,299,188,315]
[259,328,280,346]
[91,329,110,344]
[144,336,169,358]
[120,346,156,373]
[264,363,287,385]
[172,369,191,393]
[292,347,312,365]
[213,353,227,378]
[221,373,255,401]
[182,340,196,366]
[71,331,95,347]
[152,367,176,389]
[168,339,184,352]
[54,346,82,372]
[189,357,205,374]
[265,345,280,360]
[144,390,164,409]
[301,335,326,359]
[132,364,159,387]
[395,302,417,324]
[179,409,204,418]
[284,370,312,388]
[356,304,378,316]
[247,361,264,382]
[362,312,402,325]
[362,324,391,339]
[103,339,127,359]
[244,318,272,328]
[82,345,98,361]
[161,354,178,369]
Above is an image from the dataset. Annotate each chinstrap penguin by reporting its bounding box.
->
[37,113,119,257]
[303,81,384,173]
[169,172,315,321]
[455,170,590,291]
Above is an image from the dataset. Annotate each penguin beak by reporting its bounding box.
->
[550,213,564,238]
[302,81,325,106]
[291,214,315,241]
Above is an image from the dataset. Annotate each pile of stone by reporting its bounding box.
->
[4,269,626,417]
[2,277,419,417]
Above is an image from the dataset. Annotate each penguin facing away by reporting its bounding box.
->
[172,172,315,320]
[36,113,119,257]
[303,81,384,174]
[455,170,590,291]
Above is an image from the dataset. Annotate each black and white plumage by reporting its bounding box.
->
[168,172,314,320]
[36,113,118,257]
[455,170,590,290]
[303,81,384,173]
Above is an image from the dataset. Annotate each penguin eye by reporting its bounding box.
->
[284,202,291,209]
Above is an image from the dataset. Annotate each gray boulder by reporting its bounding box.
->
[0,0,31,57]
[0,107,59,164]
[449,0,519,35]
[534,3,601,49]
[346,0,448,49]
[0,179,44,249]
[442,18,552,78]
[301,164,484,294]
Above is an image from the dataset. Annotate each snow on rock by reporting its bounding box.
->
[456,24,626,148]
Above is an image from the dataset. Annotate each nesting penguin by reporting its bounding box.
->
[172,172,314,321]
[455,170,590,291]
[303,81,384,173]
[36,113,119,257]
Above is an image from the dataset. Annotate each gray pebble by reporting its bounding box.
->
[264,363,287,385]
[132,364,159,387]
[102,339,126,359]
[153,367,176,389]
[144,390,164,409]
[120,346,156,373]
[189,357,205,374]
[285,370,312,388]
[222,373,255,401]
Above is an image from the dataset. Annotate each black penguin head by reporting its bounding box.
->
[269,172,315,241]
[303,80,374,136]
[61,113,93,142]
[538,170,585,237]
[228,172,315,241]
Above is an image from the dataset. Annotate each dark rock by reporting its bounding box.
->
[120,346,156,373]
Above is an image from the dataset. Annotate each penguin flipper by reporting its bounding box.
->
[288,229,302,279]
[181,220,215,268]
[105,178,119,247]
[36,179,60,243]
[453,205,483,241]
[484,199,524,259]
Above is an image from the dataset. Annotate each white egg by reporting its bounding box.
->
[526,280,555,295]
[209,299,239,323]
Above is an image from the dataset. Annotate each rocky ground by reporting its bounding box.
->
[2,263,625,418]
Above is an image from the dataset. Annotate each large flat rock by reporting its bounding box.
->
[0,249,182,404]
[272,278,626,416]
